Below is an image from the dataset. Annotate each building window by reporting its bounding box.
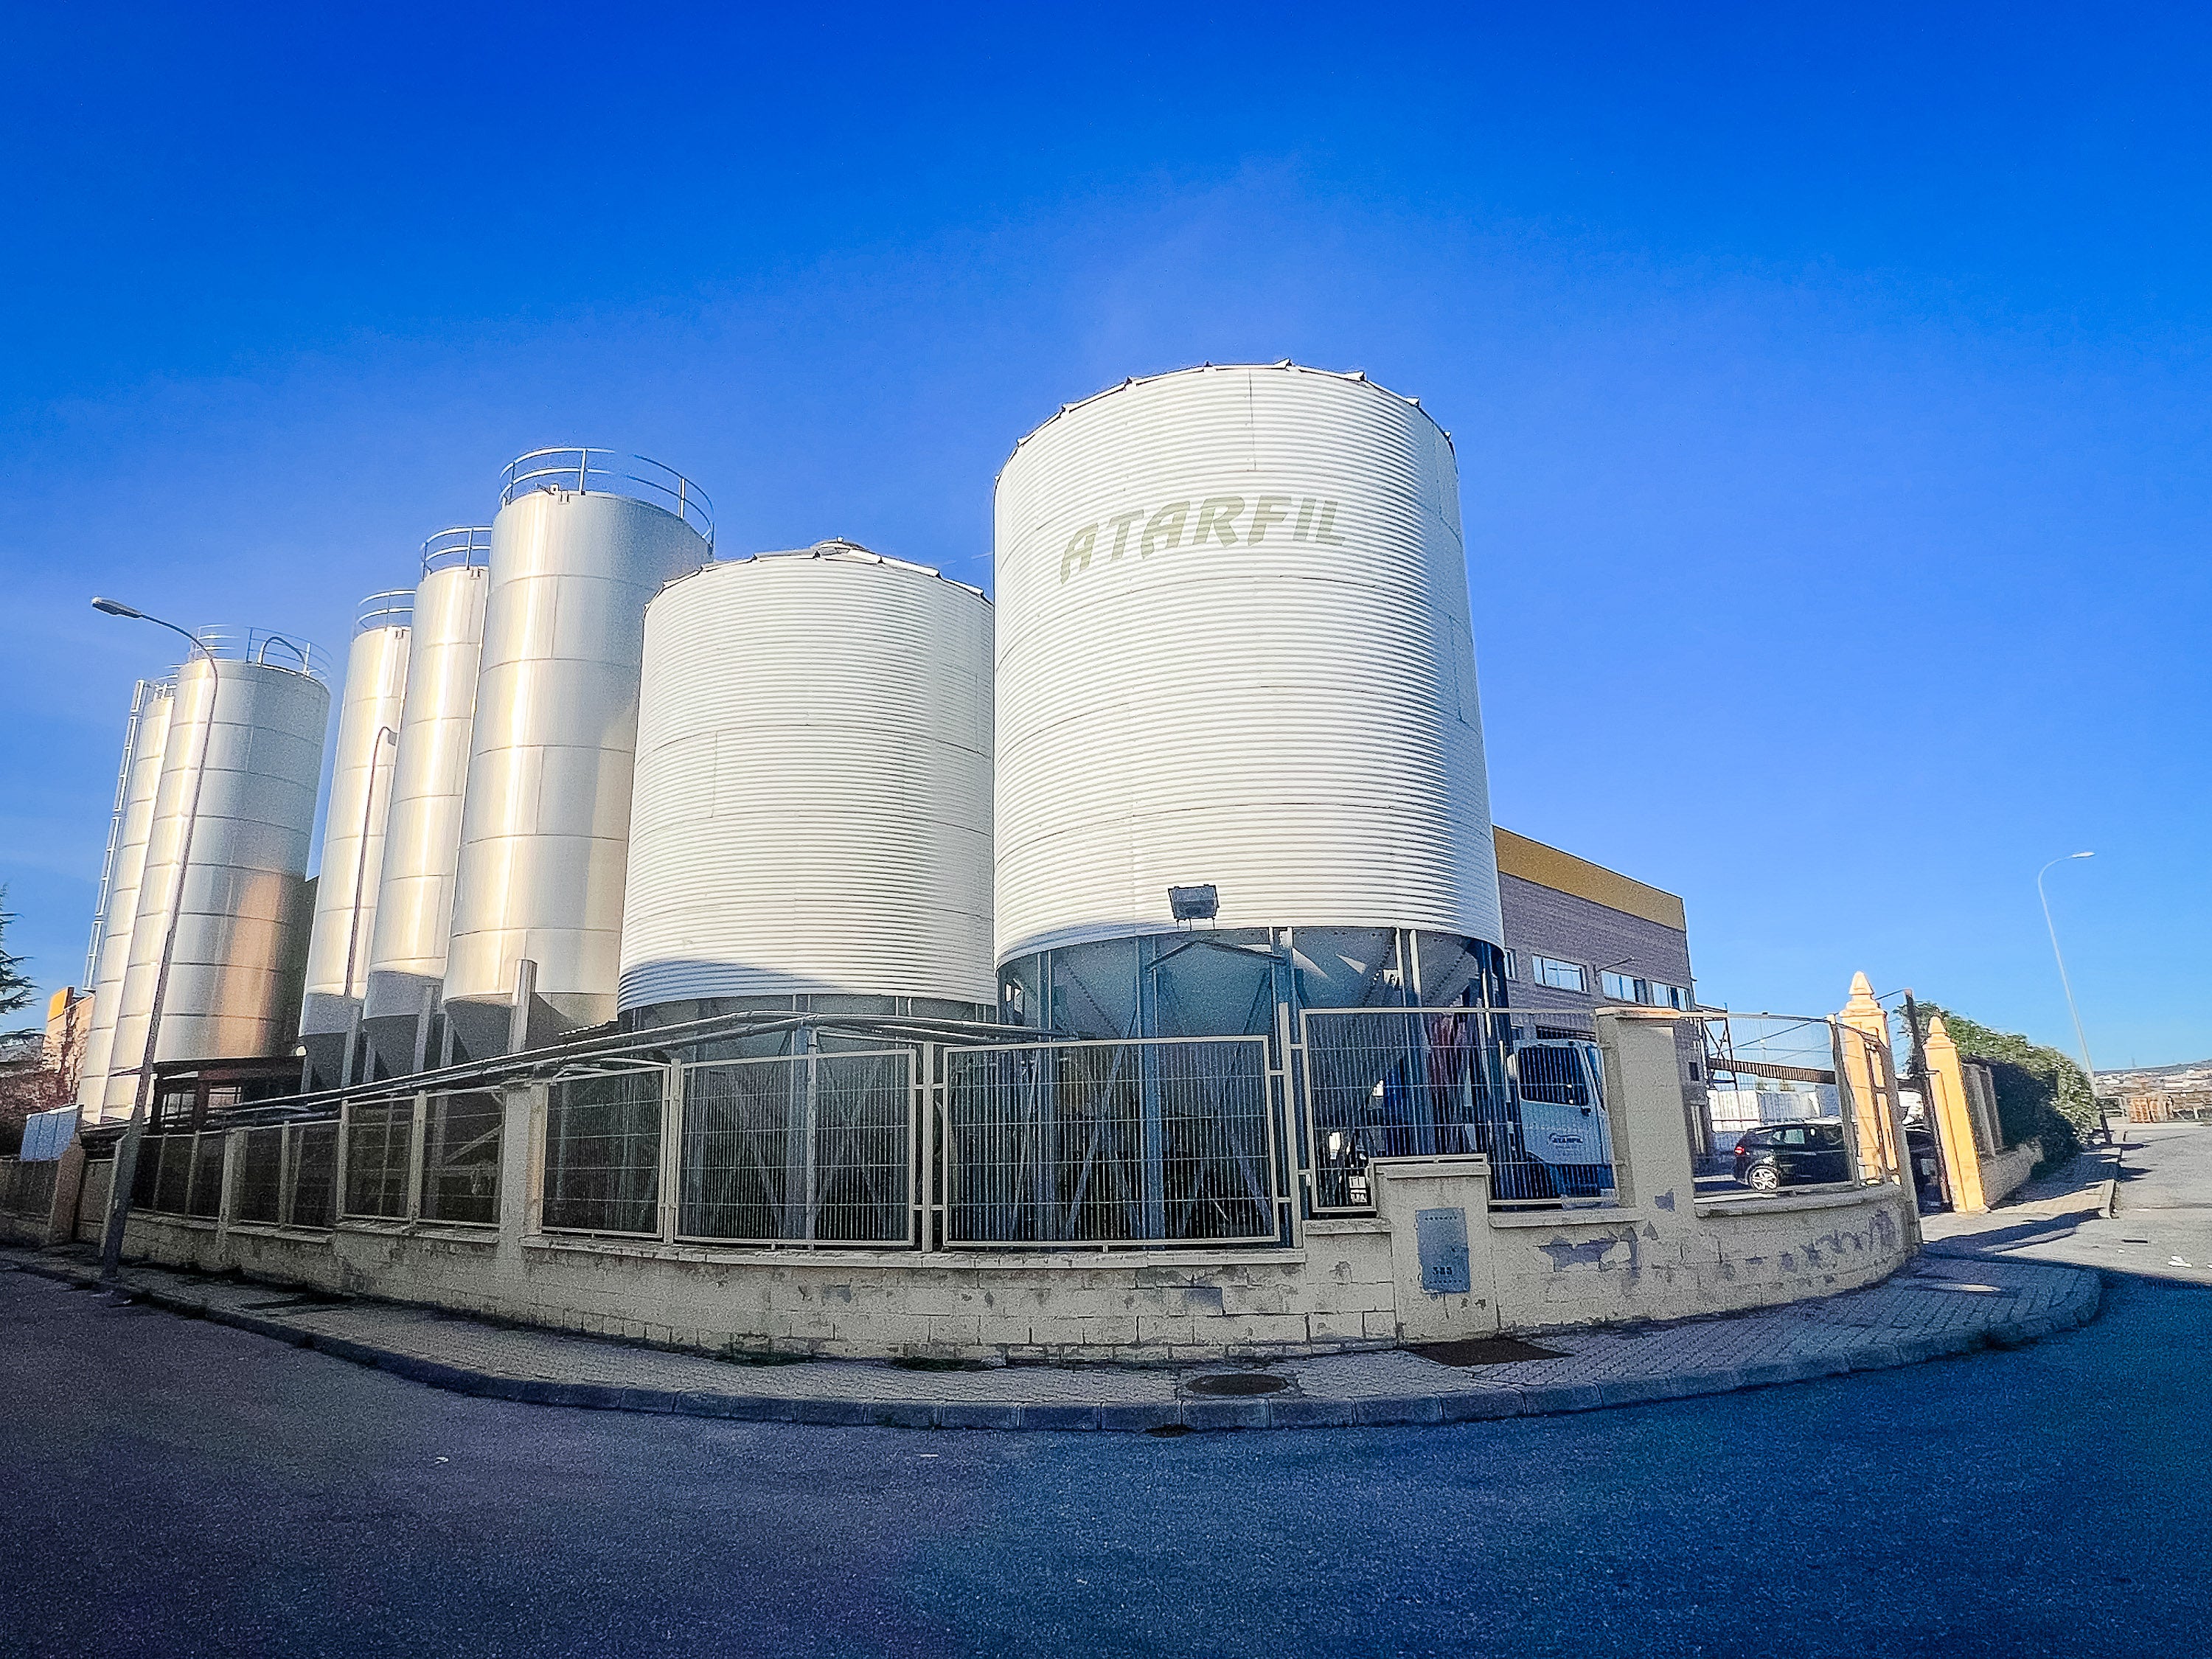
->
[1531,956,1586,993]
[1599,970,1636,1001]
[1503,950,1517,981]
[1642,981,1688,1010]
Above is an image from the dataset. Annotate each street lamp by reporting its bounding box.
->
[2037,852,2106,1143]
[91,597,221,1282]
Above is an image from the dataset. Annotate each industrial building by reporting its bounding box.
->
[25,365,1924,1360]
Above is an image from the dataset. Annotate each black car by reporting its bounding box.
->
[1731,1120,1850,1192]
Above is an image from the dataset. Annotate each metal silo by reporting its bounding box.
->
[991,364,1524,1221]
[618,543,995,1021]
[74,679,177,1121]
[103,630,330,1100]
[442,452,711,1054]
[994,363,1502,968]
[360,529,489,1077]
[298,591,412,1088]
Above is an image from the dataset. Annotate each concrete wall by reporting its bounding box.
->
[105,1014,1921,1361]
[1978,1139,2042,1207]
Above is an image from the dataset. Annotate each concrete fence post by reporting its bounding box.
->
[1923,1017,1989,1214]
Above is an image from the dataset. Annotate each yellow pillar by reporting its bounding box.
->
[1922,1015,1989,1214]
[1835,973,1896,1183]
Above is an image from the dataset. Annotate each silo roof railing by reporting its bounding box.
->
[187,626,327,682]
[421,526,492,574]
[355,589,415,633]
[501,448,715,548]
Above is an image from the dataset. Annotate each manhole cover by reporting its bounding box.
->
[1186,1371,1289,1397]
[1408,1337,1566,1367]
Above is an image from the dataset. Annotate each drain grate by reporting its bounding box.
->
[1185,1371,1289,1397]
[1408,1337,1567,1367]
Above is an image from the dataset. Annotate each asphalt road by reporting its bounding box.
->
[4,1134,2208,1659]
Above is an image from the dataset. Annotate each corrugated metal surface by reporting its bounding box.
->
[364,552,488,1007]
[992,363,1501,962]
[75,680,175,1119]
[443,482,709,1020]
[619,546,995,1010]
[300,601,411,1023]
[105,655,329,1094]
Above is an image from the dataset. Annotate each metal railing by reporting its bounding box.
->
[500,448,714,547]
[234,1126,286,1224]
[678,1051,914,1246]
[185,626,326,681]
[421,526,492,574]
[942,1037,1278,1248]
[355,589,414,633]
[541,1068,664,1236]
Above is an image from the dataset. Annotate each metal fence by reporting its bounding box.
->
[0,1157,58,1221]
[1697,1014,1899,1197]
[541,1068,664,1236]
[942,1037,1278,1248]
[422,1091,502,1226]
[234,1126,286,1224]
[343,1101,414,1220]
[1301,1007,1610,1211]
[679,1051,914,1246]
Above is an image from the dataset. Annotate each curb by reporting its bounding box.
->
[4,1251,2104,1433]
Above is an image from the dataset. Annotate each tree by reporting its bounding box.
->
[1910,1002,2093,1173]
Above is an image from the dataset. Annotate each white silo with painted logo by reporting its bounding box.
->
[992,363,1502,980]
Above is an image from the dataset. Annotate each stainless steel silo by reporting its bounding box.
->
[442,452,711,1054]
[618,543,995,1021]
[361,529,489,1077]
[298,591,412,1088]
[104,630,330,1102]
[75,678,176,1121]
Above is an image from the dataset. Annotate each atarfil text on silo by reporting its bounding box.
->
[1057,494,1347,582]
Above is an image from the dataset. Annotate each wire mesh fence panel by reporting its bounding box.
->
[151,1132,192,1215]
[186,1133,226,1220]
[422,1091,503,1226]
[679,1051,914,1245]
[944,1037,1276,1247]
[343,1102,414,1220]
[542,1071,663,1236]
[290,1124,338,1228]
[1301,1009,1562,1209]
[234,1127,285,1224]
[1,1158,58,1220]
[129,1136,163,1209]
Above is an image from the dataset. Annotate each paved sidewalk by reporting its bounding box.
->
[2,1237,2098,1431]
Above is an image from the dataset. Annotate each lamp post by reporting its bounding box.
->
[2037,852,2106,1143]
[91,598,220,1282]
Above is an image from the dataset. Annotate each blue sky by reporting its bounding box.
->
[2,2,2204,1065]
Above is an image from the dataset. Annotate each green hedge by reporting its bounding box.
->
[1916,1004,2098,1173]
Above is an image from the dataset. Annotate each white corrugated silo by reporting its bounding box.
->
[992,363,1502,965]
[618,543,995,1018]
[102,630,330,1111]
[74,679,177,1120]
[297,591,412,1085]
[361,529,490,1073]
[442,452,712,1051]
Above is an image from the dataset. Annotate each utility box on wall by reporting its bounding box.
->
[1416,1206,1471,1295]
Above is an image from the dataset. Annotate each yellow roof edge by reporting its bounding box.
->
[1493,827,1688,933]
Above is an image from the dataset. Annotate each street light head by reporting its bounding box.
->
[91,597,145,619]
[2072,851,2095,860]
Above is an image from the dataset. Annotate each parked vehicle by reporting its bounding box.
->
[1731,1119,1850,1192]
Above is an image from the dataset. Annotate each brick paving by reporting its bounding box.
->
[2,1237,2098,1430]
